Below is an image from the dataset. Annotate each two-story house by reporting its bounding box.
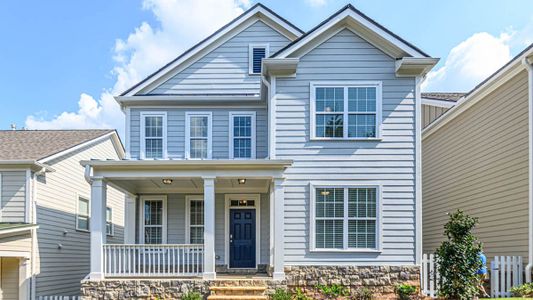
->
[0,130,125,300]
[81,4,438,299]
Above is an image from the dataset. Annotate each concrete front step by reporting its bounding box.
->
[207,296,268,300]
[210,286,267,292]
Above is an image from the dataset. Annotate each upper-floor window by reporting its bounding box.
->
[186,112,212,159]
[310,185,380,251]
[310,82,382,140]
[140,112,167,159]
[229,112,256,159]
[76,196,90,231]
[249,44,269,75]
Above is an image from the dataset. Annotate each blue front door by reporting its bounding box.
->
[229,209,256,268]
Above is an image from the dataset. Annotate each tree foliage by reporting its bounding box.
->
[435,210,483,300]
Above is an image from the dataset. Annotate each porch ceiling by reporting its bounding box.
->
[110,177,271,194]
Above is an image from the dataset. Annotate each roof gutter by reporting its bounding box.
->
[523,56,533,282]
[0,160,55,172]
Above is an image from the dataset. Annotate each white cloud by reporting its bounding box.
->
[422,32,513,92]
[305,0,328,8]
[25,0,249,135]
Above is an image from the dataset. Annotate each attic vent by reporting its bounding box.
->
[249,44,269,74]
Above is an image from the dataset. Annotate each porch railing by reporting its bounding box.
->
[103,244,204,277]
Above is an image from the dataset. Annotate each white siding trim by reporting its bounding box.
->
[229,111,257,159]
[269,76,277,159]
[185,112,213,159]
[415,76,423,264]
[24,170,30,223]
[140,111,168,160]
[184,195,204,244]
[309,182,382,253]
[248,43,270,75]
[224,194,261,268]
[139,195,168,244]
[125,107,131,159]
[309,81,383,140]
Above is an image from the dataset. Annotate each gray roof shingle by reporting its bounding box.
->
[422,92,466,102]
[0,129,114,161]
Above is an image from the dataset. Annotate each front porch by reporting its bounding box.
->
[82,159,291,281]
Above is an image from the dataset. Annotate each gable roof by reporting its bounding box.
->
[272,4,430,59]
[119,3,303,97]
[0,130,123,162]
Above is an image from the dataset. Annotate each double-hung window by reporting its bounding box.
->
[229,112,256,159]
[142,197,167,244]
[311,185,380,251]
[186,112,212,159]
[311,82,382,140]
[249,44,269,74]
[76,196,90,231]
[186,196,204,244]
[140,112,167,159]
[106,207,114,236]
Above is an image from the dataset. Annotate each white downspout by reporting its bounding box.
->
[524,56,533,282]
[261,76,272,159]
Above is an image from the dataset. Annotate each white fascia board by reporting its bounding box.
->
[275,9,427,59]
[423,49,533,139]
[122,6,302,97]
[39,131,124,164]
[0,161,54,172]
[421,98,457,108]
[395,57,439,77]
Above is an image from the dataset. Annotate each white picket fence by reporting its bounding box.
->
[421,254,523,298]
[491,256,523,298]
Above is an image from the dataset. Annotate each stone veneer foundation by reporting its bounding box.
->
[81,265,420,299]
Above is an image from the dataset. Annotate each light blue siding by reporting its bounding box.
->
[0,171,26,223]
[276,29,416,265]
[130,107,268,160]
[149,21,290,95]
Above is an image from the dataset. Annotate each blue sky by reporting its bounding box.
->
[0,0,532,133]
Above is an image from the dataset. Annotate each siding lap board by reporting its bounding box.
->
[422,71,529,260]
[0,171,26,223]
[276,29,416,265]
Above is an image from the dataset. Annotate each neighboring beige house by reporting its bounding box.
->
[0,130,125,299]
[421,92,464,128]
[422,44,533,278]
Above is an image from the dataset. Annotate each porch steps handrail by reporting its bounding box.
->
[103,244,204,277]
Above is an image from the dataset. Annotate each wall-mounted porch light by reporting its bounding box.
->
[162,178,173,185]
[237,178,246,185]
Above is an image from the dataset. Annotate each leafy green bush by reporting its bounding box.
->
[353,287,373,300]
[510,282,533,297]
[395,283,417,300]
[316,283,349,298]
[292,287,311,300]
[181,291,202,300]
[271,288,292,300]
[435,210,483,300]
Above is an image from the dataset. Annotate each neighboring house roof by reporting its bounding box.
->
[423,43,533,138]
[272,4,430,59]
[0,129,124,163]
[0,223,38,236]
[421,92,466,102]
[119,3,303,97]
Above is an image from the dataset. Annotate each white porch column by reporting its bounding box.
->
[124,195,136,244]
[18,258,30,300]
[202,176,216,279]
[89,178,107,279]
[272,177,285,280]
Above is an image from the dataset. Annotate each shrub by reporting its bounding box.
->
[293,287,312,300]
[395,283,417,300]
[271,288,292,300]
[353,287,373,300]
[510,282,533,297]
[316,283,349,298]
[181,291,202,300]
[435,210,483,300]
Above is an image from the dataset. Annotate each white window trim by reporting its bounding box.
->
[224,194,261,269]
[139,195,168,244]
[185,195,204,244]
[140,111,168,159]
[185,112,213,159]
[229,111,256,159]
[310,81,383,141]
[248,43,270,75]
[309,182,382,253]
[106,207,114,236]
[76,194,90,232]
